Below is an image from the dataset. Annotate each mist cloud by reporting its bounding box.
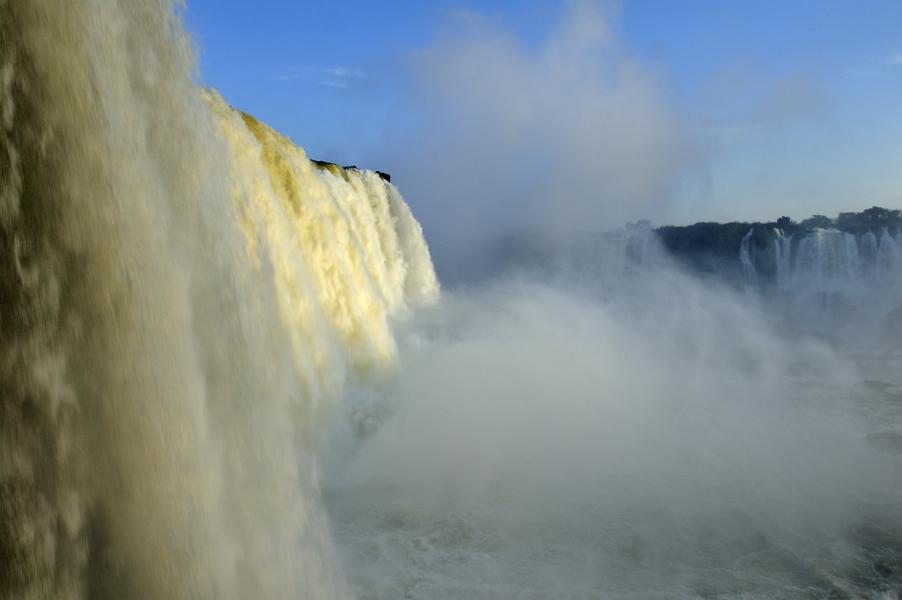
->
[380,0,699,277]
[326,254,901,596]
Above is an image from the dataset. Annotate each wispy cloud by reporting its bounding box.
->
[884,53,902,66]
[273,66,365,88]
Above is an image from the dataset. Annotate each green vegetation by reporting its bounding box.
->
[653,207,902,283]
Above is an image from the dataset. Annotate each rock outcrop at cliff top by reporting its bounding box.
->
[239,111,392,183]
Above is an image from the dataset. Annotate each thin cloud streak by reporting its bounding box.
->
[272,66,366,87]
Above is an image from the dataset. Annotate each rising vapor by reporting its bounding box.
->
[1,1,900,599]
[378,0,699,278]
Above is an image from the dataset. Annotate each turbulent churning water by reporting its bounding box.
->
[1,2,901,600]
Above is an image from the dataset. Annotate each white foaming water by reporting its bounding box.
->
[3,2,901,600]
[0,2,435,599]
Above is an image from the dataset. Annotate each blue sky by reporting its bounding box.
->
[185,1,902,239]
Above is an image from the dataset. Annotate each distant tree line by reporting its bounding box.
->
[651,206,902,282]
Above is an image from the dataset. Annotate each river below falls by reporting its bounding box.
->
[324,346,902,600]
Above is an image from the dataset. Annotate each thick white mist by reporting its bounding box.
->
[326,248,902,598]
[3,2,900,599]
[379,0,700,278]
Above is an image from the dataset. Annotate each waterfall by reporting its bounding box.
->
[877,228,902,283]
[792,228,860,291]
[740,225,902,337]
[0,2,437,599]
[4,2,902,599]
[860,230,879,280]
[739,228,757,286]
[766,227,902,294]
[774,228,792,288]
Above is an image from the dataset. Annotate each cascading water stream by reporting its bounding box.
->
[739,228,757,286]
[735,224,902,339]
[0,2,437,599]
[774,228,793,288]
[742,225,902,294]
[3,2,902,600]
[878,228,902,283]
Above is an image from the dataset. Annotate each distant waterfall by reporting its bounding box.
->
[739,225,902,337]
[877,229,902,283]
[766,227,901,292]
[774,228,793,287]
[791,228,861,291]
[739,228,757,286]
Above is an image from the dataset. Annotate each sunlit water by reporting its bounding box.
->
[1,2,899,599]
